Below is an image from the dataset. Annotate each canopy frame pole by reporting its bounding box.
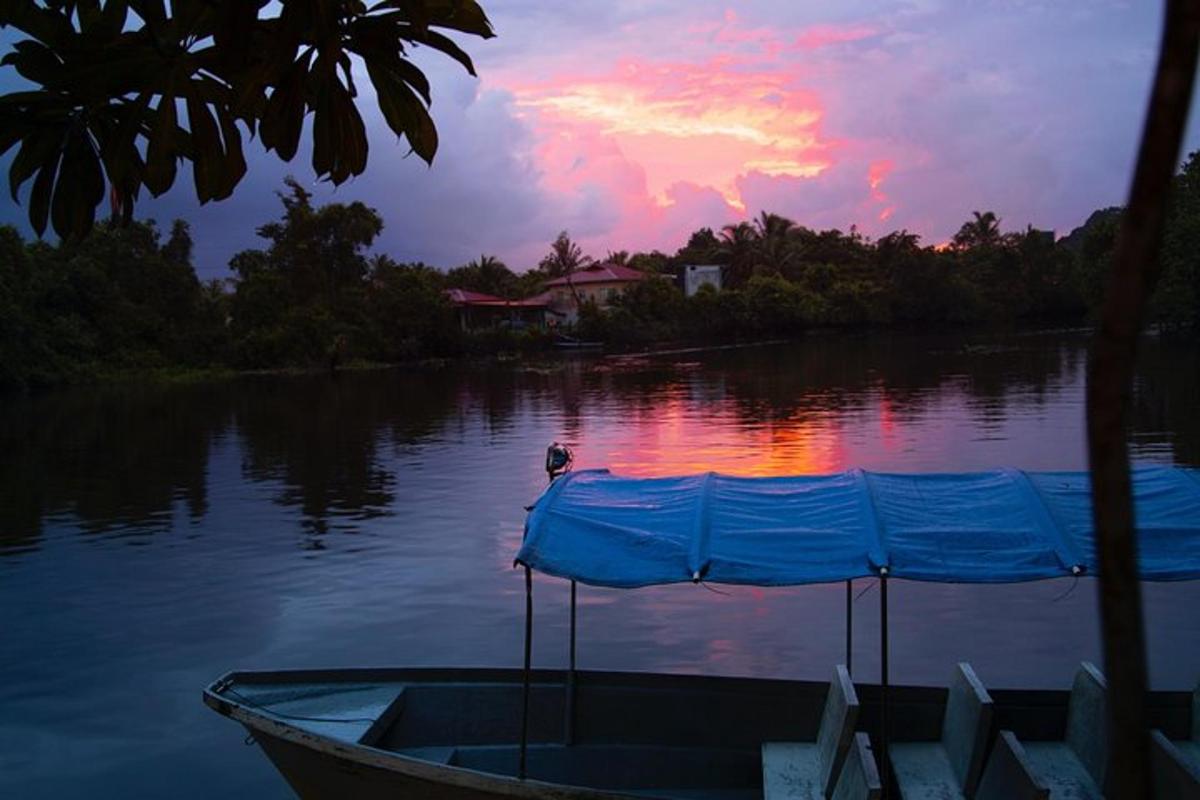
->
[880,569,890,799]
[519,565,533,780]
[845,579,853,676]
[565,579,577,745]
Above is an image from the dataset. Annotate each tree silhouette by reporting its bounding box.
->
[951,211,1002,249]
[0,1,494,240]
[753,211,799,275]
[538,231,591,278]
[717,221,758,289]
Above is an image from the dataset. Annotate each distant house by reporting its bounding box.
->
[681,264,722,297]
[444,288,564,331]
[543,263,647,324]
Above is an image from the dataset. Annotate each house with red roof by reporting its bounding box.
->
[444,288,564,331]
[542,263,647,323]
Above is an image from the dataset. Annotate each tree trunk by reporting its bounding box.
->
[1086,3,1199,798]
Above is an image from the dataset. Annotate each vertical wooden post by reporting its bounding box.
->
[845,579,853,676]
[879,571,890,799]
[565,579,577,745]
[1086,3,1199,797]
[519,565,533,780]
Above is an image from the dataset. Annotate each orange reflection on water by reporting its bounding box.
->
[583,394,849,477]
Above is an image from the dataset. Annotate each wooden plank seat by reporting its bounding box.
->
[763,665,860,799]
[832,733,882,800]
[1150,730,1200,799]
[975,731,1048,800]
[889,663,994,799]
[1159,681,1200,778]
[1014,662,1108,800]
[1151,684,1200,800]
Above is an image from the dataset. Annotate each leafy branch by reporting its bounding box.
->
[0,0,494,240]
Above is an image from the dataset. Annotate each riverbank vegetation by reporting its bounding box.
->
[1,153,1197,391]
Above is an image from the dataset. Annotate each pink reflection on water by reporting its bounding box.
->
[573,394,852,478]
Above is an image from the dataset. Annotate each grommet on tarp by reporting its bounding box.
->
[1071,565,1084,576]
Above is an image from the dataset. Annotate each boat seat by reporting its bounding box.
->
[975,731,1048,800]
[831,733,881,800]
[890,662,993,799]
[1172,680,1200,774]
[1006,663,1108,799]
[1021,743,1101,799]
[1151,730,1200,799]
[762,664,860,799]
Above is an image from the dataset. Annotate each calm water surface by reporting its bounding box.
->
[2,329,1198,798]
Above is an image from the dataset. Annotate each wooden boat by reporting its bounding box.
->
[202,665,1194,800]
[205,462,1200,797]
[553,335,604,350]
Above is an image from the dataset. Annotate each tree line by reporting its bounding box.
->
[1,153,1197,391]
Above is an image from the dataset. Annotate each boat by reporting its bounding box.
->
[205,459,1200,798]
[202,665,1195,799]
[553,335,604,350]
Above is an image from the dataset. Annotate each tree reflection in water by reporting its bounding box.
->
[0,330,1195,558]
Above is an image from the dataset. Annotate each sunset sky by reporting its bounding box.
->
[3,0,1199,279]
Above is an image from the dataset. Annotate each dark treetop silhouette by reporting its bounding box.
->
[0,0,493,240]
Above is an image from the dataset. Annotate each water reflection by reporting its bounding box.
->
[1,331,1196,559]
[2,329,1199,799]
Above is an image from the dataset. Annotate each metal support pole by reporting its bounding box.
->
[845,579,853,676]
[565,579,577,745]
[880,571,890,799]
[519,565,533,780]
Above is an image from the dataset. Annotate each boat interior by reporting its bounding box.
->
[206,666,1200,799]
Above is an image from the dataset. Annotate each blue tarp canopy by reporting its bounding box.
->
[516,467,1200,587]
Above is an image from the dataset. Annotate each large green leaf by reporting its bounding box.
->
[51,126,104,239]
[9,130,64,203]
[366,59,437,162]
[2,41,64,85]
[144,93,178,195]
[2,0,493,238]
[260,50,312,162]
[28,149,62,238]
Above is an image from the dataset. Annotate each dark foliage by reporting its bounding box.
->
[0,0,493,239]
[2,153,1198,391]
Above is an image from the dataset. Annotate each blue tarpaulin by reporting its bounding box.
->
[516,467,1200,587]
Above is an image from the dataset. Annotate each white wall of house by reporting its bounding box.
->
[683,265,722,297]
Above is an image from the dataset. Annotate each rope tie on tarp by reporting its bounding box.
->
[688,472,715,583]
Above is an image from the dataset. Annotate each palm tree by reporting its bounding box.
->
[470,254,516,297]
[539,231,592,309]
[752,212,799,274]
[951,211,1002,249]
[539,232,592,278]
[716,222,758,289]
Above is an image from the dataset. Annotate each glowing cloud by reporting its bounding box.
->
[502,56,836,212]
[793,24,879,50]
[867,159,897,221]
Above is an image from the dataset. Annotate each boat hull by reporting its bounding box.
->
[205,667,1195,800]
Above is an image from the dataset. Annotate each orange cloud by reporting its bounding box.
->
[867,159,898,221]
[503,56,836,211]
[868,159,893,200]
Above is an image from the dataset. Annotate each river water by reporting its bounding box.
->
[2,329,1198,798]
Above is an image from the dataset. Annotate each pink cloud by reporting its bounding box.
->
[793,24,879,50]
[483,10,909,257]
[502,55,837,212]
